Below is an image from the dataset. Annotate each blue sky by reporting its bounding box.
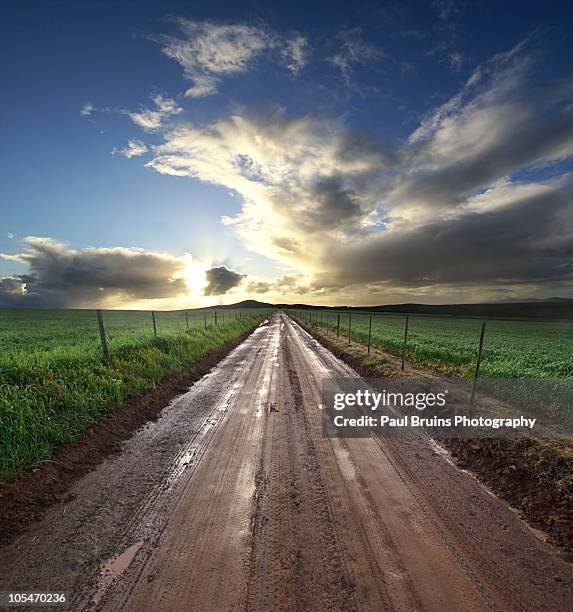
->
[1,1,572,307]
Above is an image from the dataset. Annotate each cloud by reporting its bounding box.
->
[113,140,149,158]
[281,36,309,76]
[7,233,14,239]
[139,42,573,301]
[448,51,464,71]
[0,277,28,307]
[328,28,384,83]
[80,102,94,117]
[433,0,459,21]
[312,177,573,289]
[0,237,192,308]
[204,265,245,295]
[246,274,314,296]
[156,19,307,97]
[129,95,182,131]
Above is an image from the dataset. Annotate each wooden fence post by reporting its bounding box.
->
[470,322,487,404]
[96,309,110,363]
[185,311,189,330]
[152,311,157,337]
[401,315,409,371]
[368,315,372,353]
[337,314,340,338]
[204,311,207,329]
[348,313,352,344]
[215,311,218,326]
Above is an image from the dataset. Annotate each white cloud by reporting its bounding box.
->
[138,41,573,300]
[80,102,94,117]
[113,139,149,158]
[281,36,309,76]
[129,95,182,131]
[157,19,307,97]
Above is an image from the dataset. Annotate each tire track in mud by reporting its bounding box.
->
[285,323,424,611]
[288,315,573,612]
[73,346,266,610]
[246,326,356,611]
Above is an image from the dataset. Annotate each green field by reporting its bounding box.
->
[0,308,270,480]
[290,309,573,417]
[290,310,573,379]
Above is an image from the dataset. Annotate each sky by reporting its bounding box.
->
[1,0,573,309]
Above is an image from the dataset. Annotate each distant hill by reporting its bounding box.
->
[202,299,275,310]
[201,298,573,320]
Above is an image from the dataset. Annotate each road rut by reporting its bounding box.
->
[0,313,571,611]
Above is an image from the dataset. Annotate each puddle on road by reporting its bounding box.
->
[91,540,144,605]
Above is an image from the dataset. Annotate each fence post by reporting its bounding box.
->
[348,313,352,345]
[470,322,487,404]
[326,313,329,335]
[337,314,340,338]
[204,311,207,329]
[400,315,409,371]
[320,311,323,329]
[152,311,157,337]
[185,311,189,330]
[368,315,372,354]
[215,311,218,326]
[96,309,110,363]
[222,311,225,323]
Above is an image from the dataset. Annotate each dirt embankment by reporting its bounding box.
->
[292,315,573,555]
[0,326,258,545]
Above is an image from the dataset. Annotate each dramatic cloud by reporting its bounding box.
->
[204,265,245,295]
[139,41,573,301]
[0,237,193,308]
[157,19,308,97]
[146,110,395,273]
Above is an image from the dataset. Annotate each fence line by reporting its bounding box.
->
[287,307,571,325]
[286,307,571,404]
[86,308,268,363]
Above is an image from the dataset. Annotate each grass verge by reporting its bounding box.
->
[0,315,266,481]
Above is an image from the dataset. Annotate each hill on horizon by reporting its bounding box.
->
[201,298,573,320]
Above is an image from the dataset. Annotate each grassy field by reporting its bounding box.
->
[290,309,573,417]
[0,308,270,480]
[291,310,573,378]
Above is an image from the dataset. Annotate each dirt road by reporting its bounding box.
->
[1,313,571,611]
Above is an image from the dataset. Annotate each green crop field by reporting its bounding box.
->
[289,309,573,418]
[0,308,270,480]
[291,310,573,378]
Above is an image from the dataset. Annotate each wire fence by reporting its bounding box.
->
[287,308,573,380]
[287,308,573,416]
[0,308,272,363]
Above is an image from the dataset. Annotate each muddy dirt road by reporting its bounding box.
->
[1,313,572,611]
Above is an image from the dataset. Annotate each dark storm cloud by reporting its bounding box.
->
[0,237,188,308]
[396,104,573,210]
[303,177,364,231]
[204,265,246,295]
[314,183,573,289]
